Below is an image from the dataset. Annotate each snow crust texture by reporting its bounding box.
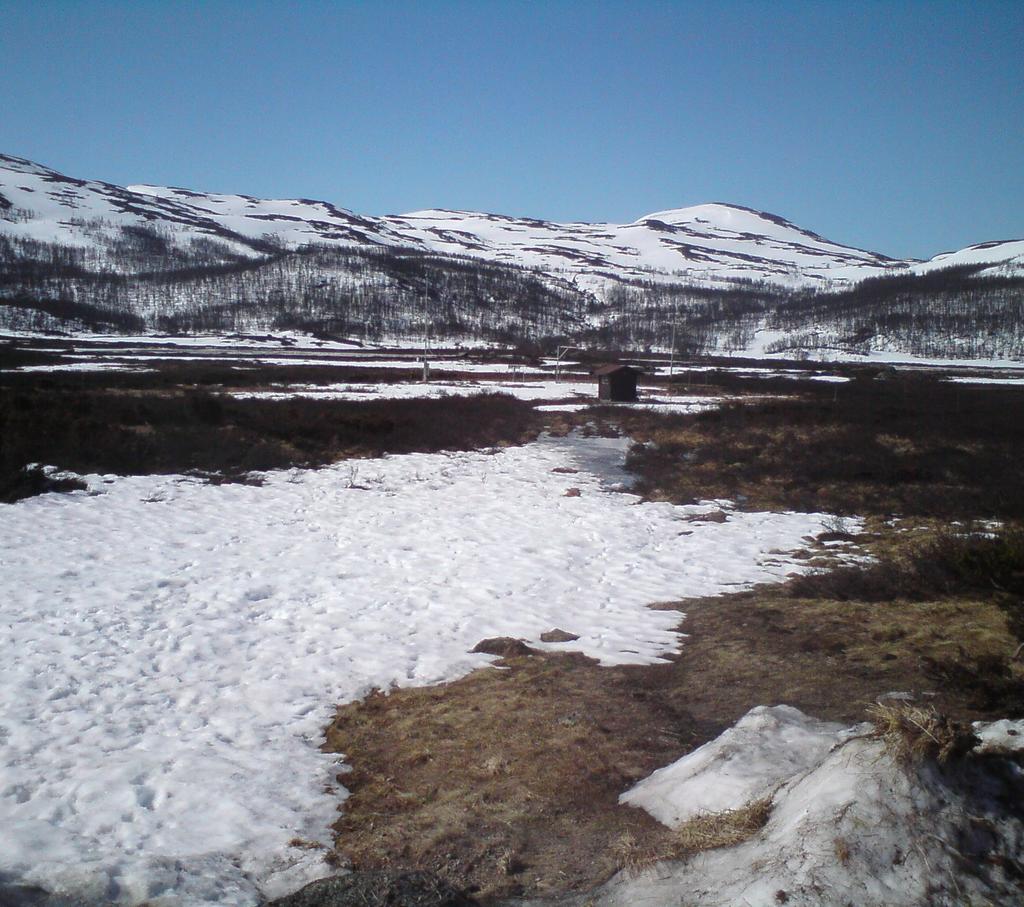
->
[0,435,841,905]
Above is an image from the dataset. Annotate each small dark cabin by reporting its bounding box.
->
[595,364,642,402]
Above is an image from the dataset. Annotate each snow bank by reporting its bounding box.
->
[620,705,848,825]
[0,435,847,905]
[3,361,155,373]
[948,376,1024,386]
[973,718,1024,754]
[597,706,1024,907]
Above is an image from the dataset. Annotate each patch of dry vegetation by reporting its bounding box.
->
[610,830,662,877]
[620,374,1024,519]
[786,526,1024,714]
[670,798,772,856]
[610,797,774,881]
[323,651,687,902]
[650,586,1019,731]
[788,526,1024,603]
[866,701,979,766]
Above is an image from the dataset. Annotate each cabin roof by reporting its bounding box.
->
[594,364,643,376]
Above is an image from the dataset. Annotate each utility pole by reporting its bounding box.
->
[669,320,677,378]
[422,277,430,383]
[555,345,578,381]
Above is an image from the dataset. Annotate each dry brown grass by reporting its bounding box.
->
[324,651,682,902]
[611,831,663,877]
[658,581,1019,730]
[607,798,774,878]
[866,701,979,766]
[615,379,1024,519]
[670,798,773,856]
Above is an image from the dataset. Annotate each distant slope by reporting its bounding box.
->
[909,239,1024,279]
[382,204,903,291]
[1,153,1022,360]
[7,152,1020,290]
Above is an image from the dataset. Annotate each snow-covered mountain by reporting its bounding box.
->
[0,153,411,262]
[3,153,1022,291]
[2,153,1023,360]
[380,205,903,291]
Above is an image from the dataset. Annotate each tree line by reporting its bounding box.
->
[1,229,1021,360]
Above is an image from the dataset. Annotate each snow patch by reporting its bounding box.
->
[621,705,849,826]
[599,706,1024,907]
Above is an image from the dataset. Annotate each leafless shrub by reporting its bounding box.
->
[0,388,539,498]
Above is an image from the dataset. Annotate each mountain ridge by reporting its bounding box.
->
[4,153,1022,293]
[2,153,1023,362]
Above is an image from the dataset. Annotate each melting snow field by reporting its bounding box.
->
[1,435,847,905]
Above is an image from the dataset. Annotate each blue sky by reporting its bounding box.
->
[1,0,1021,258]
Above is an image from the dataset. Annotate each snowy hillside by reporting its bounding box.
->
[5,152,1022,290]
[379,203,903,291]
[2,153,1023,359]
[909,238,1024,279]
[0,154,410,261]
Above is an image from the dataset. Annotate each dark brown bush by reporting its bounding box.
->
[623,376,1024,519]
[0,388,539,501]
[788,528,1024,603]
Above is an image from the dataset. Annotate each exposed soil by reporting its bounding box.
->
[267,870,479,907]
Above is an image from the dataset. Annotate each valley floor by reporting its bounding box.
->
[1,341,1022,906]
